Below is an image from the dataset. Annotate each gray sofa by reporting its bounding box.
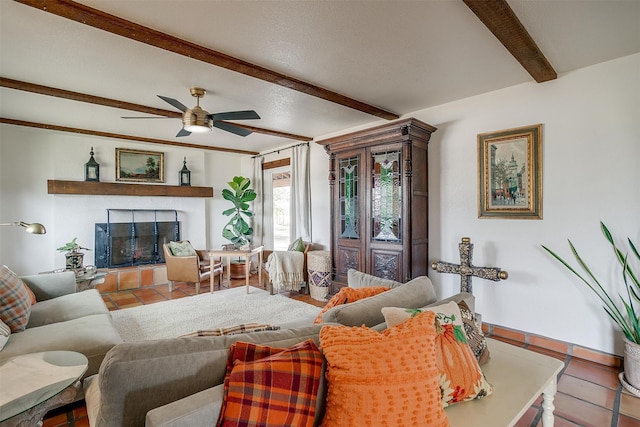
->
[0,271,123,378]
[84,276,472,426]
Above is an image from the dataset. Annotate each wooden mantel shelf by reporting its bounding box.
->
[47,180,213,198]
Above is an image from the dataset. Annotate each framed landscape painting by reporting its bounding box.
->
[116,148,164,183]
[477,124,542,219]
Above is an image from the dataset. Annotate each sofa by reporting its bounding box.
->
[0,271,123,379]
[83,274,563,427]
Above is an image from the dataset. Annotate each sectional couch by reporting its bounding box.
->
[83,274,564,427]
[0,271,123,378]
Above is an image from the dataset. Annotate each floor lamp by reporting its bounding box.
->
[0,222,47,234]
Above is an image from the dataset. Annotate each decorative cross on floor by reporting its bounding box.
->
[431,237,508,294]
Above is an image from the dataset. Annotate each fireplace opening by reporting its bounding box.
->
[95,209,180,268]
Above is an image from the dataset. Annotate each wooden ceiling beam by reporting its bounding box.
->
[463,0,557,83]
[0,118,260,156]
[14,0,399,120]
[0,77,313,141]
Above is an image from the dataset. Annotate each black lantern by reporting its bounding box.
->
[179,157,191,186]
[84,147,100,182]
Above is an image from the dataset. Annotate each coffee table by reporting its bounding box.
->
[208,246,264,294]
[0,351,88,426]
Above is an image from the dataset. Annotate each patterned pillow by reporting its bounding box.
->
[0,265,32,332]
[24,283,37,305]
[313,286,390,324]
[169,240,197,257]
[319,311,448,427]
[0,319,10,351]
[382,301,493,407]
[216,339,322,427]
[179,323,280,337]
[458,301,490,365]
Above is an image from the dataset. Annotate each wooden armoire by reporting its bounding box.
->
[317,118,437,291]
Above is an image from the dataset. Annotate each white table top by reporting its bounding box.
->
[0,351,88,422]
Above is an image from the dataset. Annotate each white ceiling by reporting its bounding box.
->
[1,0,639,154]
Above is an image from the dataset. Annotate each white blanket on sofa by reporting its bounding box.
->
[265,251,304,292]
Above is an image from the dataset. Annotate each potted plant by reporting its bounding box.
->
[222,176,256,278]
[57,237,91,270]
[542,222,639,394]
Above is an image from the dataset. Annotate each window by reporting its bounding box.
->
[263,166,291,250]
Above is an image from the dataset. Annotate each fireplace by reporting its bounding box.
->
[95,209,180,268]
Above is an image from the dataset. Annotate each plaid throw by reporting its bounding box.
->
[217,339,322,427]
[0,265,32,332]
[179,323,280,337]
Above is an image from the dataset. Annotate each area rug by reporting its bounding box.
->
[111,287,322,342]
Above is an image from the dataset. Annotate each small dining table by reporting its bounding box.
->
[208,246,264,294]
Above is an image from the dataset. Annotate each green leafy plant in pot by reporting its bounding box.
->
[222,176,256,250]
[542,222,640,394]
[57,237,91,270]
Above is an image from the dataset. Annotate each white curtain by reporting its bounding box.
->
[251,156,264,247]
[290,144,312,242]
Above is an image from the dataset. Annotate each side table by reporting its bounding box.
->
[0,351,88,426]
[207,246,264,294]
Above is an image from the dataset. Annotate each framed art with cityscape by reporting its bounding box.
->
[477,124,542,219]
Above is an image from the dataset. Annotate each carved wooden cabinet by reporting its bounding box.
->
[317,118,436,291]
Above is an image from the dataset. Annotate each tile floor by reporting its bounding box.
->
[43,275,640,427]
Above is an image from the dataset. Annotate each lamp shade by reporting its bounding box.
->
[0,222,47,234]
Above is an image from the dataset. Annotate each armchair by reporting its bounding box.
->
[162,242,223,294]
[261,241,312,294]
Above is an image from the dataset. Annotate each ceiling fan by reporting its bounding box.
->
[123,87,260,137]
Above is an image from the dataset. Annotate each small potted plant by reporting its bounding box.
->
[57,237,91,270]
[542,222,639,395]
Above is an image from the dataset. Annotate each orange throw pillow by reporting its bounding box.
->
[24,283,37,305]
[382,301,493,407]
[319,311,448,427]
[313,286,390,324]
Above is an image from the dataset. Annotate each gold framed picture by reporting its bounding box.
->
[116,148,164,183]
[478,124,542,219]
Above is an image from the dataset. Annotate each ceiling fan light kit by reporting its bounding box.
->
[183,106,213,133]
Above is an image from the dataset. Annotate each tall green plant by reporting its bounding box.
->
[542,222,640,344]
[222,176,256,248]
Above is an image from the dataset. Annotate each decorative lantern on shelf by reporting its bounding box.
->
[84,147,100,182]
[179,157,191,186]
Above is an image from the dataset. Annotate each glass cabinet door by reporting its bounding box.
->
[339,156,359,239]
[371,150,401,242]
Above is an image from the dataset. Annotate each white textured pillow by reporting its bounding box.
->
[169,241,197,257]
[0,319,10,351]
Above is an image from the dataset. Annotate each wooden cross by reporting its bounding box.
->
[431,237,508,294]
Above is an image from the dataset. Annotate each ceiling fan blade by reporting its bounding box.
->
[176,128,191,137]
[213,121,252,137]
[158,95,189,112]
[209,110,260,121]
[121,116,174,119]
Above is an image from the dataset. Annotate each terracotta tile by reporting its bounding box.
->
[132,288,160,297]
[73,419,90,427]
[490,335,527,348]
[553,393,613,427]
[481,322,491,335]
[564,358,621,389]
[618,414,640,427]
[552,417,583,427]
[113,298,140,307]
[619,392,640,419]
[558,374,617,409]
[491,325,526,343]
[42,411,68,426]
[140,268,154,287]
[108,291,137,301]
[526,344,569,362]
[573,345,622,367]
[72,405,87,419]
[529,334,570,355]
[95,273,117,293]
[117,301,144,309]
[153,266,168,285]
[118,270,139,290]
[514,406,538,426]
[137,293,168,304]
